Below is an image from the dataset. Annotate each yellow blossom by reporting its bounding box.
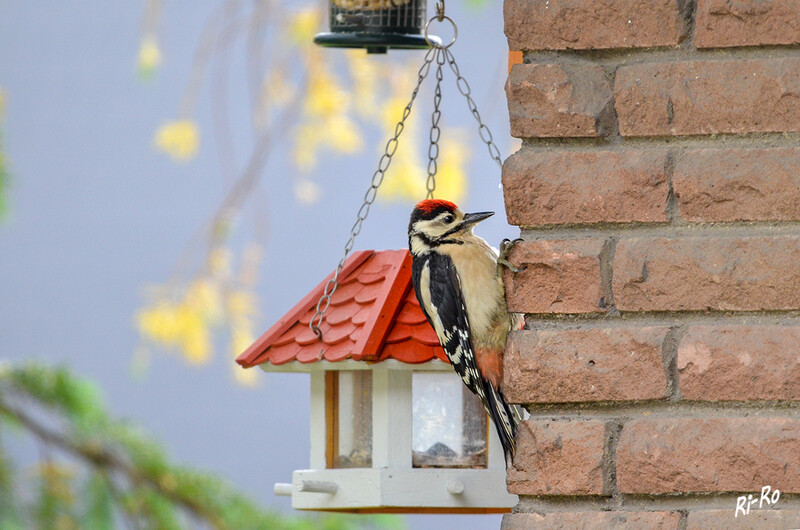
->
[377,128,469,203]
[305,71,349,117]
[230,321,255,357]
[292,58,367,172]
[136,282,218,365]
[293,124,322,171]
[433,132,469,204]
[185,279,222,322]
[137,302,182,345]
[377,95,425,201]
[154,120,199,161]
[287,7,322,45]
[347,51,380,118]
[179,309,211,364]
[208,247,232,278]
[231,321,259,386]
[293,113,363,172]
[137,34,162,79]
[227,290,256,317]
[379,148,425,201]
[326,115,363,154]
[234,365,259,386]
[381,95,412,130]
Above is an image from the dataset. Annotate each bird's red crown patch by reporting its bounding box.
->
[415,199,458,213]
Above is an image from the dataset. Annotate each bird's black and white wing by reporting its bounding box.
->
[412,252,484,397]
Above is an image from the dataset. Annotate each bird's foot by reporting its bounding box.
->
[498,238,526,273]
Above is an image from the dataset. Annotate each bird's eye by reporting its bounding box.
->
[443,214,455,224]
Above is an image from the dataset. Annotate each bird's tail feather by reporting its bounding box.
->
[482,382,518,467]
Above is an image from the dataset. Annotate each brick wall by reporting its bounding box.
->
[501,0,800,527]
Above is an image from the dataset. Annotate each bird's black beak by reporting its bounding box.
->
[462,211,495,226]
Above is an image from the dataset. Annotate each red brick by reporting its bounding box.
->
[504,0,684,51]
[673,147,800,222]
[503,149,670,225]
[503,511,681,530]
[615,58,800,136]
[504,327,669,403]
[507,419,605,495]
[686,509,800,529]
[613,236,800,311]
[506,63,612,138]
[503,239,605,314]
[678,326,800,401]
[696,0,800,48]
[617,418,800,494]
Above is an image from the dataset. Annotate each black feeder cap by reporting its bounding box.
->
[315,0,441,54]
[314,32,439,54]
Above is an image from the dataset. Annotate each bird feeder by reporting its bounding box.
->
[236,250,515,513]
[314,0,439,54]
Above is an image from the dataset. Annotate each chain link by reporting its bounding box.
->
[444,47,503,169]
[309,47,437,339]
[426,47,445,199]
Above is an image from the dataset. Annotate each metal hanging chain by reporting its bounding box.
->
[443,47,503,169]
[426,47,445,199]
[309,47,437,340]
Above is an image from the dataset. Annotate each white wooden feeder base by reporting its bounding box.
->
[276,468,516,513]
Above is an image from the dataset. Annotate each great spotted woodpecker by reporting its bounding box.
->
[408,199,522,465]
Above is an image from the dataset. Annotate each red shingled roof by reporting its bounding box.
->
[236,250,448,368]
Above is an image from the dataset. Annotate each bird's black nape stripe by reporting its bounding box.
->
[440,222,469,239]
[412,232,463,249]
[441,227,459,238]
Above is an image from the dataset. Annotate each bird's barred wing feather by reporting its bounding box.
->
[412,253,484,399]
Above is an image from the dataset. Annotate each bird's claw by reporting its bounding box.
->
[498,258,526,273]
[498,238,526,273]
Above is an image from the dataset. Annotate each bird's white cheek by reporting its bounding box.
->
[410,236,428,255]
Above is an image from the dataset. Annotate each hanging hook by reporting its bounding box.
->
[424,14,457,49]
[435,0,445,21]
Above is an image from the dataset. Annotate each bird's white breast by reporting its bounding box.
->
[439,234,505,340]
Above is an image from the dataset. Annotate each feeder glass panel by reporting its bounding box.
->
[411,372,487,468]
[330,0,425,35]
[335,371,373,468]
[315,0,434,53]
